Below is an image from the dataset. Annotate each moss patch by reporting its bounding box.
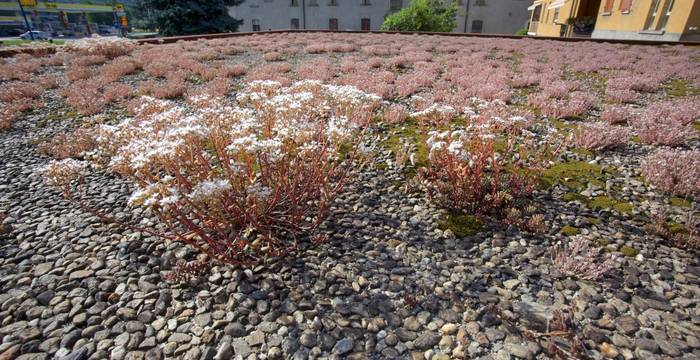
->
[667,221,688,235]
[438,212,484,238]
[381,118,429,177]
[588,196,634,214]
[563,192,588,203]
[560,225,581,236]
[620,246,640,257]
[541,161,605,189]
[662,79,700,98]
[670,197,692,208]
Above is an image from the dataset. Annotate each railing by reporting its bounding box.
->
[528,21,539,35]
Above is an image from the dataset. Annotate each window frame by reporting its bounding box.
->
[471,19,483,33]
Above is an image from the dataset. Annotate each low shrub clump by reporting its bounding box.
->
[641,148,700,199]
[551,235,618,280]
[574,122,630,151]
[42,80,381,265]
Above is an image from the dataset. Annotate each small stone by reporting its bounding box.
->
[299,332,316,348]
[440,323,458,335]
[69,270,93,281]
[333,338,354,355]
[224,322,247,337]
[246,330,264,346]
[438,335,453,350]
[600,342,619,358]
[615,316,639,335]
[503,279,520,290]
[384,333,398,346]
[413,332,440,350]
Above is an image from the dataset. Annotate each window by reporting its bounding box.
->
[249,0,260,7]
[291,18,300,29]
[643,0,661,29]
[252,19,261,31]
[656,0,674,30]
[619,0,632,12]
[309,0,318,5]
[390,0,402,10]
[603,0,614,13]
[328,0,338,5]
[361,0,370,4]
[474,0,486,5]
[553,8,559,23]
[290,0,299,6]
[329,18,338,30]
[361,18,370,30]
[471,20,483,33]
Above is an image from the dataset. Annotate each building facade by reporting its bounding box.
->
[0,1,121,37]
[527,0,700,41]
[592,0,700,41]
[229,0,531,34]
[526,0,600,37]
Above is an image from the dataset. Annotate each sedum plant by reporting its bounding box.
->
[641,148,700,199]
[41,80,380,265]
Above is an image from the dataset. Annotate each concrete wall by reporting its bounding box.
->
[229,0,531,34]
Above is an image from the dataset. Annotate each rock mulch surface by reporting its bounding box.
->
[1,105,700,360]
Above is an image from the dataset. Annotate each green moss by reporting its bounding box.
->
[540,161,604,189]
[662,78,700,97]
[588,196,634,214]
[381,118,429,176]
[438,212,484,238]
[549,118,577,133]
[593,238,610,247]
[620,246,640,257]
[694,122,700,133]
[670,197,692,208]
[667,221,688,235]
[338,141,352,161]
[560,225,581,236]
[571,147,593,157]
[587,217,600,225]
[563,192,588,203]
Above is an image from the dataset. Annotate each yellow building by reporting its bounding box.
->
[527,0,602,37]
[592,0,700,41]
[527,0,700,41]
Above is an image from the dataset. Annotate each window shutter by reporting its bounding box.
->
[619,0,632,11]
[603,0,614,12]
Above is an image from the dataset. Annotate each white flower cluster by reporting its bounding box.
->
[92,80,379,210]
[61,35,137,57]
[410,103,455,120]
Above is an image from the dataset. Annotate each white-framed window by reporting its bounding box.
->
[252,19,261,31]
[390,0,402,10]
[644,0,661,30]
[656,0,674,30]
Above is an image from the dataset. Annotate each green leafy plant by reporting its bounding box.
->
[135,0,244,36]
[380,0,458,32]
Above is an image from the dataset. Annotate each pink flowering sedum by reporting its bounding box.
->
[641,148,700,199]
[42,80,380,265]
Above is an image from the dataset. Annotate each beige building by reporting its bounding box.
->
[526,0,700,41]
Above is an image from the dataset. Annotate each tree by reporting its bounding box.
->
[135,0,245,36]
[380,0,458,33]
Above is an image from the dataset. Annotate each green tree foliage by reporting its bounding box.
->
[380,0,458,32]
[135,0,245,36]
